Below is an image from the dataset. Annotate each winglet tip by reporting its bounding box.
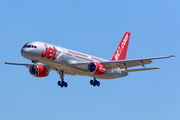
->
[169,55,176,57]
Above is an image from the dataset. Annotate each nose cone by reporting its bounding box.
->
[21,47,30,58]
[21,41,41,60]
[21,42,34,58]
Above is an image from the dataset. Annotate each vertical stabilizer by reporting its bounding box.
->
[110,32,131,61]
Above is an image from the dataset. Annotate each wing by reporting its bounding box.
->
[4,62,54,70]
[4,62,80,76]
[74,55,175,72]
[5,62,34,68]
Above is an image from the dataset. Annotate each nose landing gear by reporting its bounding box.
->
[57,71,68,88]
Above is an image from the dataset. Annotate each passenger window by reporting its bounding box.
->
[32,45,37,48]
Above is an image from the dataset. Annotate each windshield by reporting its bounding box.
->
[23,44,37,48]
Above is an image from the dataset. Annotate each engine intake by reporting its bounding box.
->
[87,62,106,75]
[29,65,49,77]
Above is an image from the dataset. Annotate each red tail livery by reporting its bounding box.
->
[110,32,131,60]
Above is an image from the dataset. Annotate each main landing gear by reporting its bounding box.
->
[57,71,68,88]
[90,77,100,87]
[57,81,68,88]
[57,71,100,87]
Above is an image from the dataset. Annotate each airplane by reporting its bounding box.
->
[5,32,175,88]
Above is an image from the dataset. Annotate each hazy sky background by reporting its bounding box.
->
[1,0,179,120]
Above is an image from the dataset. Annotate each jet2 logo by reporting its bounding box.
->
[41,44,57,60]
[121,34,129,49]
[114,34,129,60]
[114,47,122,60]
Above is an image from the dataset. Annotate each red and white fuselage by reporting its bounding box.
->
[21,41,128,79]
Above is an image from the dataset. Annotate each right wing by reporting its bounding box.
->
[101,55,175,69]
[74,55,175,72]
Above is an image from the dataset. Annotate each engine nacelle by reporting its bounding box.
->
[29,65,49,77]
[87,62,107,75]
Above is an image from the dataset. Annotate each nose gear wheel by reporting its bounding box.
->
[57,70,68,88]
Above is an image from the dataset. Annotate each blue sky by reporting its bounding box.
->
[1,0,179,120]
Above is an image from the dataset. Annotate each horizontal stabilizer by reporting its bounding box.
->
[122,67,159,72]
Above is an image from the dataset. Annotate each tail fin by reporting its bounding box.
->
[110,32,131,61]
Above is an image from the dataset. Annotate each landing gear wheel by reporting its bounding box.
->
[57,81,61,86]
[57,81,64,87]
[97,81,100,86]
[60,83,64,87]
[90,80,93,85]
[64,82,68,87]
[57,70,68,88]
[90,79,100,87]
[93,80,97,86]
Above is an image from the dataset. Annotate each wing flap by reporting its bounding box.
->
[122,67,159,72]
[105,59,152,69]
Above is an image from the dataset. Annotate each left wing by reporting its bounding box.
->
[4,62,53,68]
[74,55,175,71]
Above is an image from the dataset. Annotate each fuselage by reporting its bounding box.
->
[21,41,128,79]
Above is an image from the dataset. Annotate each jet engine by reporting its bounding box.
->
[29,65,49,77]
[87,62,107,75]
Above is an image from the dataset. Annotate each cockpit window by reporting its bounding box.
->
[26,45,31,48]
[23,44,37,48]
[23,43,28,48]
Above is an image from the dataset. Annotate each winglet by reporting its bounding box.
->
[169,55,175,57]
[110,32,131,61]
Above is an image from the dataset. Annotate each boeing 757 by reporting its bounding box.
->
[5,32,175,87]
